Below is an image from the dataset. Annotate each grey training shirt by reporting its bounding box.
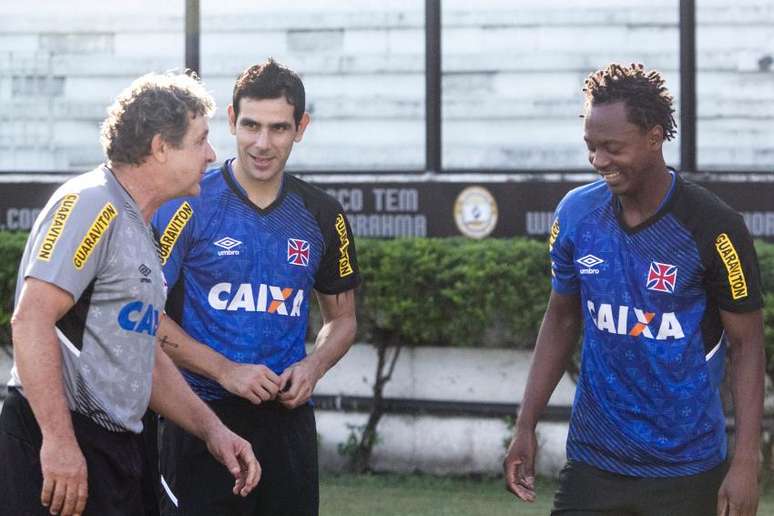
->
[9,166,165,433]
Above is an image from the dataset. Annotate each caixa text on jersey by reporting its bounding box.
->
[207,282,304,316]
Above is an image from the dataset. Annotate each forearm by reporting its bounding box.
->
[728,337,764,462]
[516,294,581,431]
[156,315,234,385]
[12,318,76,444]
[149,345,221,441]
[305,312,356,378]
[720,308,765,465]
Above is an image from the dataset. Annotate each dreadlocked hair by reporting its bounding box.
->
[583,63,676,141]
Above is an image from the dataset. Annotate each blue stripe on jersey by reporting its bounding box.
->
[567,376,725,477]
[553,178,728,477]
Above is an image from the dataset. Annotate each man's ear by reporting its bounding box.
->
[647,125,664,149]
[294,112,311,143]
[150,134,168,163]
[227,104,237,135]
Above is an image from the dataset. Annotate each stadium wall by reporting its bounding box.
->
[0,0,773,172]
[314,344,575,476]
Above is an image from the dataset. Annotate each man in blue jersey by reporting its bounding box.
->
[504,63,764,516]
[152,59,360,516]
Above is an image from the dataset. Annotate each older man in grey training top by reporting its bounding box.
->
[0,72,260,516]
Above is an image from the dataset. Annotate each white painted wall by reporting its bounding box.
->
[317,411,570,477]
[314,344,575,476]
[0,1,772,172]
[315,344,575,405]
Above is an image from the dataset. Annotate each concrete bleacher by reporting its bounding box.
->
[0,0,772,172]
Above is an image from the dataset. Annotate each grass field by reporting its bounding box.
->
[320,473,555,516]
[320,472,774,516]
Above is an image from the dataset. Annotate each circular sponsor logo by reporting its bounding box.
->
[453,186,498,239]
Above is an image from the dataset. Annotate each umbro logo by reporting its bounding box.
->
[214,237,242,257]
[577,254,604,275]
[138,264,152,283]
[214,237,241,250]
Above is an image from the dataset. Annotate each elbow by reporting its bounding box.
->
[349,316,358,344]
[10,307,30,345]
[333,313,357,347]
[347,308,358,335]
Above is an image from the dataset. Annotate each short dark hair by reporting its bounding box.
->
[583,63,676,141]
[100,72,215,166]
[232,58,305,126]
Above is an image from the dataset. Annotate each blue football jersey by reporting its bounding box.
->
[153,160,361,400]
[550,172,762,477]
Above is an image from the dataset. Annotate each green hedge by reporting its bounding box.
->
[758,242,774,383]
[0,232,29,346]
[0,232,772,356]
[356,238,549,348]
[355,238,774,350]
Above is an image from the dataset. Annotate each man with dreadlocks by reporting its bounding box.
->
[504,63,764,515]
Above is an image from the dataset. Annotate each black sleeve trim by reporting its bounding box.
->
[56,278,96,351]
[165,270,186,324]
[284,175,362,294]
[671,178,763,312]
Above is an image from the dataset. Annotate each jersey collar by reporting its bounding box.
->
[613,168,680,234]
[221,158,288,214]
[102,164,145,222]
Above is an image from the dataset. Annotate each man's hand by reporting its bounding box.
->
[716,309,764,516]
[503,428,537,503]
[218,363,281,405]
[277,359,322,409]
[11,278,85,515]
[151,346,260,497]
[716,459,759,516]
[204,424,261,497]
[40,436,88,516]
